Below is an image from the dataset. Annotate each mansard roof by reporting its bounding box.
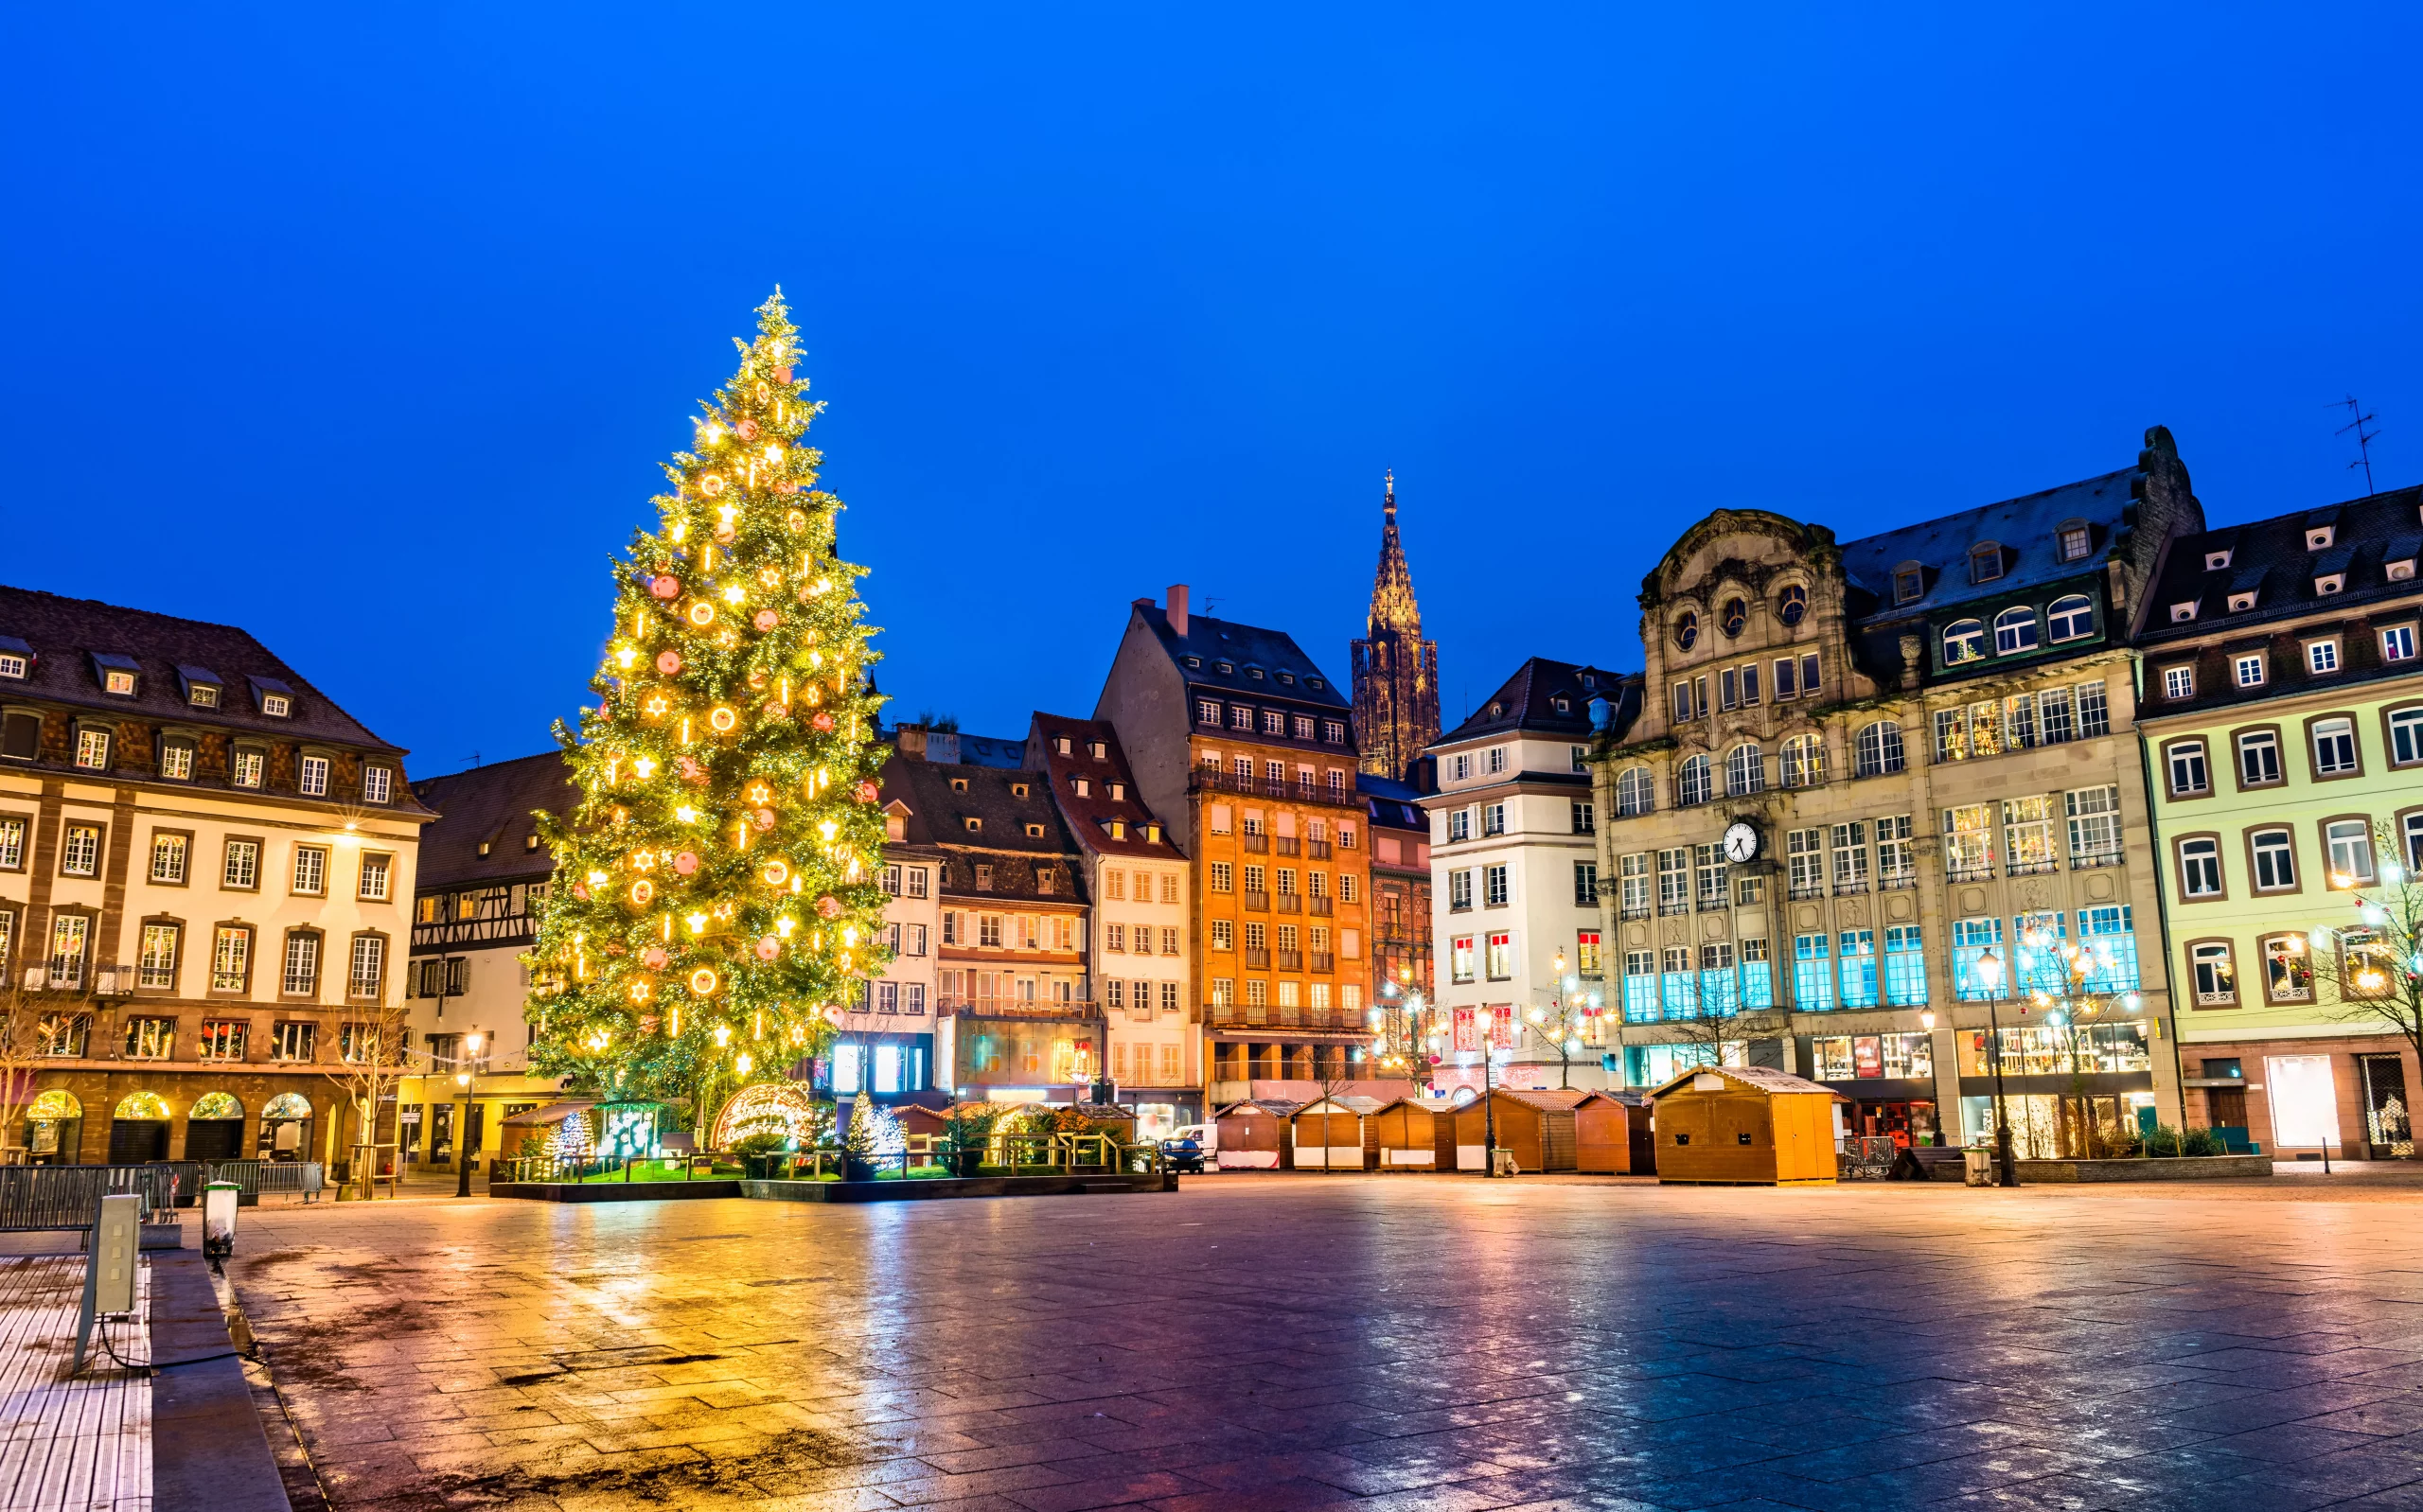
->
[410,750,580,889]
[1837,466,2137,625]
[1131,603,1350,711]
[0,584,405,754]
[1026,712,1185,860]
[1434,658,1630,746]
[2137,483,2423,648]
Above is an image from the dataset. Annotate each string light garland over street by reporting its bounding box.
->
[527,290,889,1109]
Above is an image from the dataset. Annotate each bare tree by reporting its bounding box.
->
[0,981,79,1163]
[1656,975,1789,1072]
[321,993,423,1198]
[2299,822,2423,1153]
[1304,1048,1359,1172]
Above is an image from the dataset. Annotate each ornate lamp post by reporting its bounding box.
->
[453,1031,485,1199]
[1975,951,2017,1187]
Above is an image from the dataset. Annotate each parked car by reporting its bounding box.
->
[1160,1123,1213,1173]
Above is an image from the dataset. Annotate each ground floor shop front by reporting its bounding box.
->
[9,1064,353,1169]
[2177,1033,2416,1161]
[393,1072,557,1170]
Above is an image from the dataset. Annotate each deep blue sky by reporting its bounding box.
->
[6,7,2418,775]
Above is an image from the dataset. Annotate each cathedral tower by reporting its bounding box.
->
[1351,472,1441,779]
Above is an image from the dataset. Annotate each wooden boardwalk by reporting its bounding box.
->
[0,1257,150,1512]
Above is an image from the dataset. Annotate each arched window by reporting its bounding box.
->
[1779,734,1826,788]
[1993,606,2041,655]
[1855,720,1905,777]
[1677,755,1712,806]
[1777,583,1808,625]
[1942,619,1985,664]
[1673,610,1699,651]
[1616,765,1655,817]
[188,1092,243,1120]
[1725,744,1765,796]
[2047,594,2095,642]
[1721,598,1747,638]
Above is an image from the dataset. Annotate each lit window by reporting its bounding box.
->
[2162,665,2194,700]
[2190,941,2236,1005]
[150,833,187,883]
[363,766,394,804]
[299,754,330,797]
[231,748,264,788]
[2234,654,2265,688]
[75,727,110,770]
[2383,626,2417,662]
[2326,819,2375,885]
[159,740,194,781]
[60,823,100,877]
[2307,641,2340,675]
[2046,594,2094,642]
[1677,755,1711,806]
[1942,620,1984,664]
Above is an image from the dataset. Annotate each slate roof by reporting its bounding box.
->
[1836,468,2136,625]
[2138,483,2423,646]
[952,732,1027,769]
[409,751,580,890]
[880,750,1088,905]
[1027,713,1186,860]
[1358,773,1429,835]
[1130,604,1350,711]
[1435,659,1633,747]
[0,584,405,754]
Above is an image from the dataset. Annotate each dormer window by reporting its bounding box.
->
[1053,735,1071,755]
[0,637,32,680]
[1278,673,1295,684]
[1037,868,1056,892]
[250,676,295,718]
[1247,667,1265,679]
[1306,677,1323,689]
[2226,590,2257,612]
[2169,602,2199,624]
[2056,521,2092,562]
[1141,822,1161,843]
[1105,819,1127,840]
[1488,702,1504,719]
[1892,564,1924,605]
[2204,549,2233,571]
[524,834,540,851]
[1072,777,1090,797]
[1553,696,1571,713]
[2307,526,2336,551]
[1088,740,1107,760]
[1969,544,2005,584]
[1024,822,1045,837]
[1108,782,1125,801]
[949,777,968,793]
[2315,572,2346,596]
[964,816,982,831]
[1183,656,1201,668]
[189,684,219,708]
[1215,661,1233,675]
[93,654,139,696]
[2390,557,2418,583]
[1010,782,1029,799]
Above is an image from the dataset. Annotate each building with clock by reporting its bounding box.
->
[1422,658,1636,1095]
[1585,428,2203,1153]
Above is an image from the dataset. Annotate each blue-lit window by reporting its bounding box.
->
[1953,918,2007,1000]
[1699,943,1738,1017]
[2079,905,2139,992]
[1623,950,1658,1023]
[1793,933,1833,1011]
[1741,939,1774,1008]
[1838,930,1877,1009]
[1884,925,1928,1006]
[1660,945,1697,1020]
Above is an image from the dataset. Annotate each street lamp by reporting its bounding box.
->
[1975,950,2017,1187]
[1473,1006,1499,1177]
[453,1031,485,1198]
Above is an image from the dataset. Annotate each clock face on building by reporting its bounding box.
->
[1722,821,1760,864]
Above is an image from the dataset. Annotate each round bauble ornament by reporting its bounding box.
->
[628,878,654,907]
[762,700,788,721]
[699,473,728,497]
[795,583,817,605]
[686,600,716,627]
[673,851,699,876]
[708,705,740,734]
[688,967,719,996]
[755,936,780,961]
[752,806,777,832]
[785,509,807,532]
[650,574,681,600]
[713,522,735,544]
[777,481,800,495]
[760,858,790,886]
[752,609,778,632]
[572,882,591,901]
[735,418,760,441]
[746,669,769,689]
[853,780,878,803]
[655,650,681,675]
[817,894,843,920]
[677,755,705,782]
[775,365,793,382]
[811,712,836,732]
[642,946,668,970]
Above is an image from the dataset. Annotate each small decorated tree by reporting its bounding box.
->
[529,291,891,1131]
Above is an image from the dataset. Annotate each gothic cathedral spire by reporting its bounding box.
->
[1352,471,1441,780]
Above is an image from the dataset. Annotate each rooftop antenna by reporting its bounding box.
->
[2334,396,2380,495]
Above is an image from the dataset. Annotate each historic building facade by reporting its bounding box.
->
[1423,659,1634,1093]
[1026,713,1196,1134]
[1350,476,1441,782]
[882,747,1101,1103]
[1588,429,2204,1153]
[397,752,573,1171]
[2135,484,2423,1158]
[0,587,430,1168]
[1096,587,1372,1104]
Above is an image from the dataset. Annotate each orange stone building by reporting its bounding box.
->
[1096,588,1373,1105]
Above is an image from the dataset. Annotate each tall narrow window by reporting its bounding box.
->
[2178,837,2223,897]
[2311,719,2359,777]
[137,923,181,990]
[2251,829,2296,891]
[2237,731,2281,786]
[1855,721,1904,777]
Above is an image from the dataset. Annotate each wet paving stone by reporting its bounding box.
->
[221,1176,2423,1509]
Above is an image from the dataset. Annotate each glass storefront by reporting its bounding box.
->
[1811,1033,1933,1081]
[1955,1021,2150,1078]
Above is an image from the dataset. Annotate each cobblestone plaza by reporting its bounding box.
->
[221,1175,2423,1511]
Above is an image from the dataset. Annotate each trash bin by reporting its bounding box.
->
[1491,1149,1519,1177]
[1962,1148,1992,1187]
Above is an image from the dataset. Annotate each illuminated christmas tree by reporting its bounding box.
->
[529,290,887,1116]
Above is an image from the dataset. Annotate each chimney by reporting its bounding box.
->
[1167,584,1190,638]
